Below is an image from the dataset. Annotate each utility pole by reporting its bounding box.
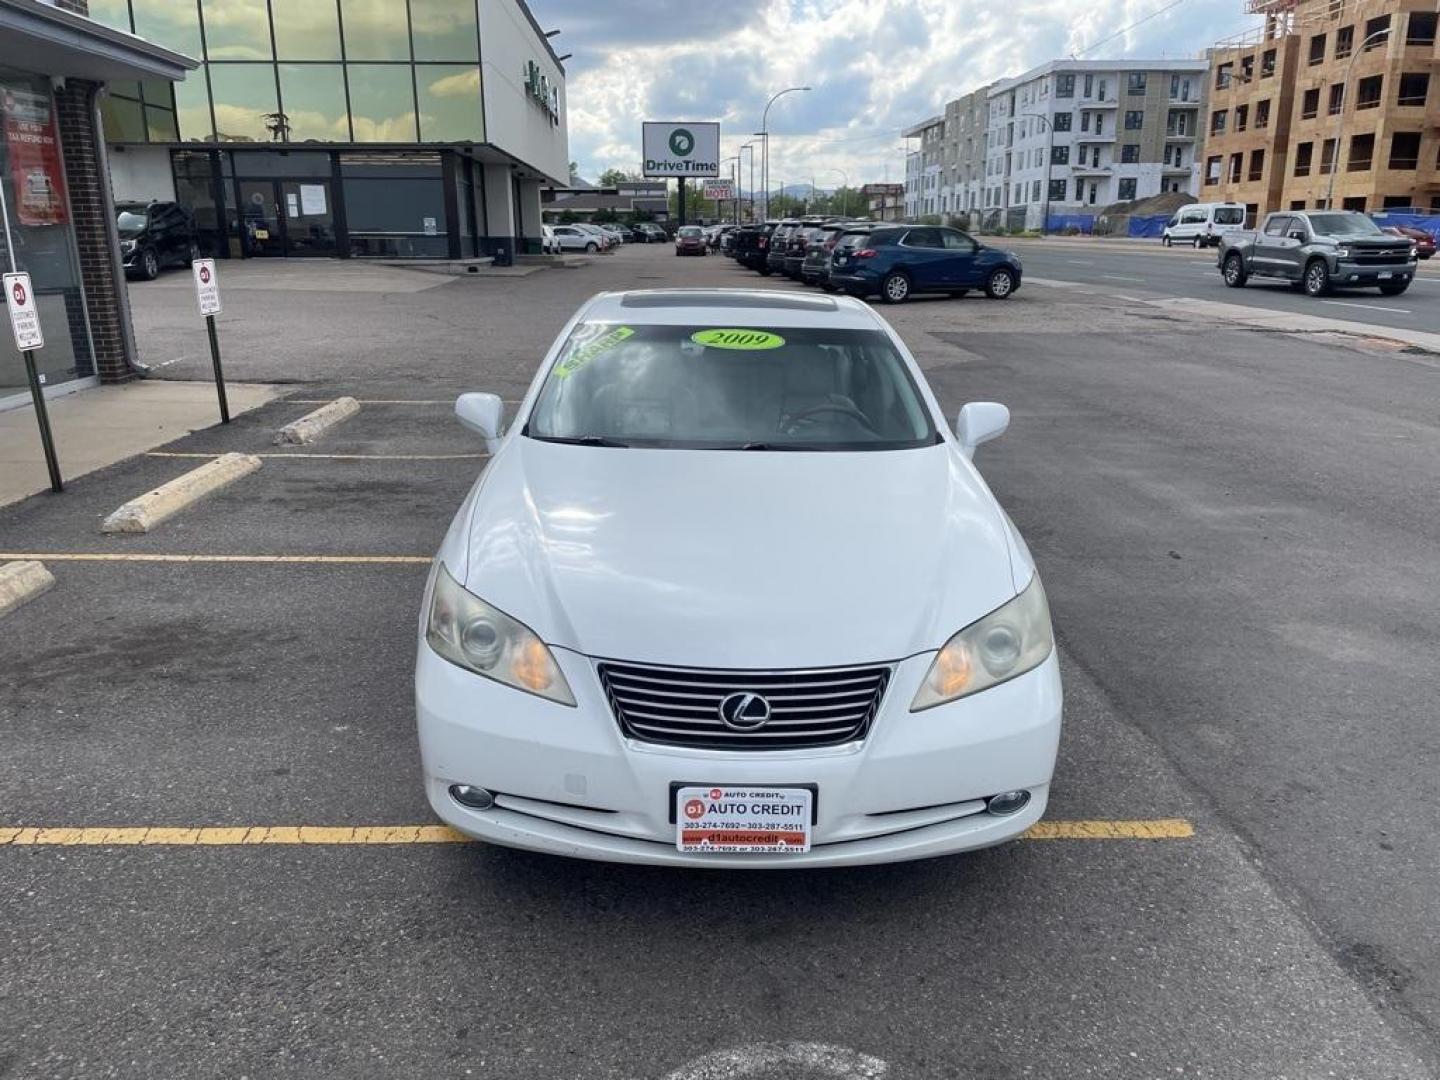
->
[1021,111,1054,235]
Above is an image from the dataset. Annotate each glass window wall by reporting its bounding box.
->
[409,0,479,61]
[271,0,343,60]
[415,65,482,142]
[341,0,412,61]
[174,73,215,142]
[202,0,275,61]
[347,65,418,142]
[279,64,350,142]
[207,63,279,143]
[131,0,204,59]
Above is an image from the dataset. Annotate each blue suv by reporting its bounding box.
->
[828,225,1022,303]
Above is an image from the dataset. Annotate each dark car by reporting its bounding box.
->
[782,221,828,278]
[829,224,1022,302]
[635,223,668,244]
[117,200,198,280]
[733,221,779,271]
[1382,224,1435,259]
[674,225,707,256]
[765,219,803,275]
[799,223,853,286]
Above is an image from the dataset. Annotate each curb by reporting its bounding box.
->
[275,397,361,445]
[101,452,263,534]
[0,561,56,618]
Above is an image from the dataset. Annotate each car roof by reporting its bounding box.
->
[582,289,883,330]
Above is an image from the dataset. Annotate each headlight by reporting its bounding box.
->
[1410,246,1418,260]
[911,575,1054,711]
[426,563,575,706]
[1335,246,1351,259]
[120,239,136,253]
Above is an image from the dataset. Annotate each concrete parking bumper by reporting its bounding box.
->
[0,560,55,618]
[100,452,262,534]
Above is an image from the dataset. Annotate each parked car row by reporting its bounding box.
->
[726,216,1023,303]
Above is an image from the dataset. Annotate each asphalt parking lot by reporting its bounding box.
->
[2,247,1437,1078]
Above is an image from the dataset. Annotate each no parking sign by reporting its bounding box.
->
[4,271,43,350]
[193,258,221,316]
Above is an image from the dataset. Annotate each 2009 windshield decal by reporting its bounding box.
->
[555,326,635,378]
[691,329,786,351]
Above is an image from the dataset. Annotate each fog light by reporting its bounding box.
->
[449,784,495,810]
[986,790,1031,816]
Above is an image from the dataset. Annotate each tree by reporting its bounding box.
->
[597,167,642,187]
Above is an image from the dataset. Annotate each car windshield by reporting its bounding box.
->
[1308,213,1384,237]
[526,322,938,451]
[677,227,702,238]
[117,209,148,232]
[1214,207,1245,225]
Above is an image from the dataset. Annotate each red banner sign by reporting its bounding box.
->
[3,87,69,226]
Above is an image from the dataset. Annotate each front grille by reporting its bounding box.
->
[1352,248,1410,264]
[597,660,891,750]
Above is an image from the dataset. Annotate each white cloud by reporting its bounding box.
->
[532,0,1245,187]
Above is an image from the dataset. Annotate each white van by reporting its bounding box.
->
[1162,203,1247,247]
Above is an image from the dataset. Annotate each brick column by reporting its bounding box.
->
[54,79,136,383]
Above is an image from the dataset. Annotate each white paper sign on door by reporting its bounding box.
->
[300,184,327,215]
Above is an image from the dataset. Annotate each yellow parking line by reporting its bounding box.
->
[145,452,486,460]
[0,553,430,565]
[1024,819,1194,840]
[0,820,1194,847]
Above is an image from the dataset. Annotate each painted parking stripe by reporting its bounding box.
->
[0,553,430,565]
[1320,299,1411,314]
[0,820,1194,846]
[145,452,487,461]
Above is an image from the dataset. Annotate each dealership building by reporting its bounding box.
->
[87,0,568,262]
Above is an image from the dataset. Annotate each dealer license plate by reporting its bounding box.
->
[1379,271,1393,279]
[676,786,812,854]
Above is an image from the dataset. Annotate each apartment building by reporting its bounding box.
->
[982,59,1209,229]
[902,85,992,221]
[1203,0,1440,217]
[902,114,943,217]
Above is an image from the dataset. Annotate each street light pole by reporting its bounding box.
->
[722,155,740,225]
[1021,111,1054,235]
[829,167,850,217]
[760,86,810,221]
[1326,27,1390,207]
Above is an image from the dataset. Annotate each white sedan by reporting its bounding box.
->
[416,289,1062,867]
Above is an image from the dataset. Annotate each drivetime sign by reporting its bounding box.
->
[642,121,720,177]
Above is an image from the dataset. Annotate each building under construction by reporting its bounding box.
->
[1202,0,1438,220]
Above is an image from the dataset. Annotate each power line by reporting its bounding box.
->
[1073,0,1194,57]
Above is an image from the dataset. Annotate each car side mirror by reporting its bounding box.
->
[455,392,504,454]
[955,402,1010,459]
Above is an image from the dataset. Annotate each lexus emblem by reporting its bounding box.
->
[718,691,772,731]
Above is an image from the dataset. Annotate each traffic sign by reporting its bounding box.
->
[192,258,221,316]
[4,271,43,350]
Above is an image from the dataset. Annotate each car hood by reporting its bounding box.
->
[458,438,1021,668]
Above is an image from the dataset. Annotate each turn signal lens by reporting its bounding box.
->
[426,563,575,706]
[911,575,1054,711]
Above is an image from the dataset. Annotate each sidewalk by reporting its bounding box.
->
[0,379,282,507]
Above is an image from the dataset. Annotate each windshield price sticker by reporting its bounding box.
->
[555,325,634,378]
[690,329,786,351]
[676,786,812,854]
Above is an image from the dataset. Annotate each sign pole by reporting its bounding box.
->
[191,257,228,422]
[678,179,686,227]
[205,314,229,424]
[21,349,62,492]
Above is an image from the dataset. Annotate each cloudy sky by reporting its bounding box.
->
[528,0,1255,189]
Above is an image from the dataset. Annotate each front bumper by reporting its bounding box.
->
[1333,260,1415,285]
[416,645,1062,868]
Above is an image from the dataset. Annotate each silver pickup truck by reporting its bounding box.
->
[1217,210,1416,297]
